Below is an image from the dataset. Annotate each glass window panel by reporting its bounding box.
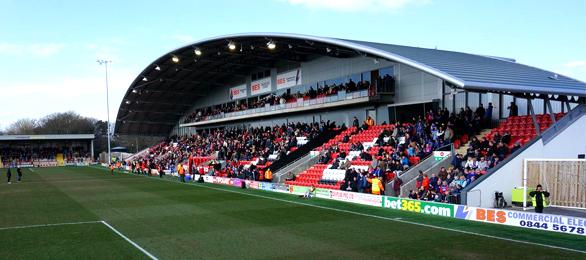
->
[361,72,371,82]
[379,66,394,77]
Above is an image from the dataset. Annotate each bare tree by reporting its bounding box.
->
[5,118,38,135]
[37,111,96,134]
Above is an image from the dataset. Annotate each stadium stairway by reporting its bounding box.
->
[315,125,398,163]
[397,153,453,197]
[56,153,65,166]
[286,124,403,189]
[274,152,320,183]
[124,146,153,163]
[454,129,491,155]
[267,128,342,174]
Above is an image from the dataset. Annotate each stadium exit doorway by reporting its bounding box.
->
[388,101,439,123]
[366,109,376,122]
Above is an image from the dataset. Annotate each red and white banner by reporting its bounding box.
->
[229,84,247,100]
[276,69,302,90]
[250,77,272,96]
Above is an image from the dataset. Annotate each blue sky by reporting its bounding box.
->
[1,0,585,129]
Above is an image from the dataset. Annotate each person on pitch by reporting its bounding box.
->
[6,167,12,184]
[17,167,23,182]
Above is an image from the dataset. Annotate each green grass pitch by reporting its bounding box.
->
[1,166,584,259]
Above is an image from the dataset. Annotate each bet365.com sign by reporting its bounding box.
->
[382,197,454,217]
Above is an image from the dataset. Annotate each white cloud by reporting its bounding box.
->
[29,43,64,57]
[0,43,21,54]
[283,0,429,12]
[1,67,136,128]
[0,42,64,57]
[0,37,143,129]
[564,60,586,69]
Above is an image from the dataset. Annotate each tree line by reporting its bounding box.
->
[2,111,102,135]
[0,111,161,157]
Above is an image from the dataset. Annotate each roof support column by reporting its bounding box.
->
[545,97,556,124]
[527,98,541,136]
[91,140,95,161]
[441,81,445,109]
[565,99,571,112]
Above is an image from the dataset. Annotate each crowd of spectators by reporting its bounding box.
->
[184,79,373,123]
[403,103,521,203]
[1,146,90,166]
[128,96,560,209]
[329,103,502,199]
[130,121,333,178]
[1,147,57,162]
[408,135,512,204]
[399,101,551,204]
[318,114,452,195]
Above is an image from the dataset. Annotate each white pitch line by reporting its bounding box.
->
[0,220,158,259]
[0,220,101,231]
[92,166,586,254]
[101,221,158,260]
[14,177,144,185]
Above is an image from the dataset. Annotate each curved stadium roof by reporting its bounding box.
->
[115,33,586,136]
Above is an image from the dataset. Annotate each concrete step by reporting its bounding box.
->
[455,128,493,155]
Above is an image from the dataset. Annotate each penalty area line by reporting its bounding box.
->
[0,220,102,231]
[101,221,158,260]
[0,220,158,259]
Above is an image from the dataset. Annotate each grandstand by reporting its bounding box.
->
[0,134,94,167]
[115,32,585,206]
[104,33,586,243]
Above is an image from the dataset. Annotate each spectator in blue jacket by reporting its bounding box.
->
[429,173,439,192]
[357,171,368,193]
[371,166,383,177]
[451,153,463,170]
[401,156,410,169]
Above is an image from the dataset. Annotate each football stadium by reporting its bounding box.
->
[3,2,586,256]
[2,31,586,259]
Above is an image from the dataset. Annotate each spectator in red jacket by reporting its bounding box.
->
[421,174,430,190]
[415,170,423,189]
[392,176,402,196]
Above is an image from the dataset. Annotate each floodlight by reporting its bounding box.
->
[228,42,236,50]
